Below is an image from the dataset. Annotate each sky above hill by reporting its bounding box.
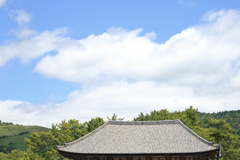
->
[1,0,240,127]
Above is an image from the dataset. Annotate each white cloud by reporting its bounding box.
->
[2,9,239,96]
[34,10,240,96]
[201,9,226,22]
[8,10,37,39]
[15,28,37,39]
[0,10,67,66]
[0,0,6,7]
[0,28,71,66]
[1,82,240,127]
[13,10,32,26]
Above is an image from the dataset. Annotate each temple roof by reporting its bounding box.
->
[56,120,220,154]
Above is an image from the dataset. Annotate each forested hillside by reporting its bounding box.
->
[198,110,240,135]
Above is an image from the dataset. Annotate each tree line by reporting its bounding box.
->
[198,110,240,135]
[0,107,239,159]
[0,120,14,126]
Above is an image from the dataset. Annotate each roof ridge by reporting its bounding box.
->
[107,119,180,125]
[56,121,110,149]
[177,120,219,148]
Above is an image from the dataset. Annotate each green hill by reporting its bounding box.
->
[0,125,50,153]
[0,125,50,137]
[198,110,240,135]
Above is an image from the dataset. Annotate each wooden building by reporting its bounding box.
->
[56,120,220,160]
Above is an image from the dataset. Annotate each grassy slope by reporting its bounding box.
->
[0,125,50,137]
[0,125,50,151]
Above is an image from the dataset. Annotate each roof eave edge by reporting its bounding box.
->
[57,148,220,156]
[56,121,110,150]
[178,119,220,148]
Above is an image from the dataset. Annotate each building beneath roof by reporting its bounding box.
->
[56,120,220,160]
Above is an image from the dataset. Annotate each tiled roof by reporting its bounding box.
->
[56,120,220,154]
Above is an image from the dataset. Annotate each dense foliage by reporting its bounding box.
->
[198,110,240,135]
[0,108,240,159]
[24,117,105,159]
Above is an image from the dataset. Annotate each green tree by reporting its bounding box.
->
[87,117,105,132]
[68,119,88,140]
[149,109,174,120]
[134,109,175,121]
[207,119,240,159]
[0,148,44,160]
[50,123,61,145]
[8,149,29,160]
[134,112,150,121]
[25,131,58,158]
[26,148,45,160]
[198,110,240,136]
[0,152,8,160]
[76,122,89,139]
[26,119,81,159]
[184,106,202,129]
[51,119,88,144]
[107,113,124,121]
[56,120,73,145]
[134,106,202,129]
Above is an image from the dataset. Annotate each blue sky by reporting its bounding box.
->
[1,0,240,127]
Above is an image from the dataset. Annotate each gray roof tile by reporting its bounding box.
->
[56,120,219,154]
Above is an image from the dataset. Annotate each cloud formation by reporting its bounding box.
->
[1,82,240,127]
[2,9,240,95]
[0,0,6,7]
[14,10,32,26]
[0,10,73,66]
[1,9,240,127]
[35,10,240,96]
[9,10,38,39]
[0,28,71,66]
